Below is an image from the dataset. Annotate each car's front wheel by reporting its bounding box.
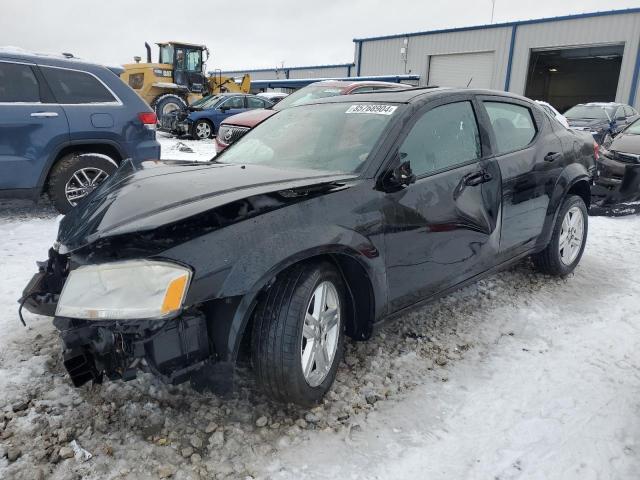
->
[532,194,588,276]
[192,120,213,140]
[48,153,118,214]
[252,261,345,405]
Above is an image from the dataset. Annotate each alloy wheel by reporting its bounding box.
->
[559,206,585,265]
[195,122,212,139]
[301,281,341,387]
[64,167,109,206]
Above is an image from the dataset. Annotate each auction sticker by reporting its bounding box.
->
[345,104,397,115]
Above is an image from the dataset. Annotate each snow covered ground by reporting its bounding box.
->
[1,136,639,479]
[156,132,217,162]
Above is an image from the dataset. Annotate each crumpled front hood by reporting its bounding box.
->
[57,159,355,253]
[222,109,275,128]
[610,133,640,155]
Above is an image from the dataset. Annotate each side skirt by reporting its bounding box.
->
[371,248,536,334]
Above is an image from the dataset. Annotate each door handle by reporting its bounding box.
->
[30,112,59,118]
[544,152,562,162]
[463,170,493,187]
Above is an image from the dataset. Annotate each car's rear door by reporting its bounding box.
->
[0,59,69,193]
[381,95,501,312]
[477,96,564,258]
[38,65,123,150]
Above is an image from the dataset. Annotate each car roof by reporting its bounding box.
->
[309,80,406,89]
[303,87,533,105]
[0,46,117,73]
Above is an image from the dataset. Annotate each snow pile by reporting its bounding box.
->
[157,132,217,162]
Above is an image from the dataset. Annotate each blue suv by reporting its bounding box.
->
[0,50,161,213]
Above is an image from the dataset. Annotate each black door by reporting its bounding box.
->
[174,47,206,93]
[478,97,564,256]
[381,97,502,312]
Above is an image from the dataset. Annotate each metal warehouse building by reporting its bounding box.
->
[223,8,640,110]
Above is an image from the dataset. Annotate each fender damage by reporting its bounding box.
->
[19,159,368,390]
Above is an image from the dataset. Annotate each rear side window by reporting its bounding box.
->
[484,102,536,154]
[624,105,634,117]
[399,101,481,177]
[220,96,245,109]
[41,67,116,104]
[0,62,40,102]
[247,97,269,108]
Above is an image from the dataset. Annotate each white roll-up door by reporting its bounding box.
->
[428,51,495,89]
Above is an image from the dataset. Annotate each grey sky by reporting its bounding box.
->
[1,0,639,70]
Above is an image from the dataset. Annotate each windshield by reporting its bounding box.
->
[274,85,345,110]
[175,47,202,72]
[218,102,399,173]
[564,105,615,121]
[190,94,223,109]
[624,118,640,135]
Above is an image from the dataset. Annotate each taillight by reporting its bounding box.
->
[594,141,599,161]
[138,112,157,130]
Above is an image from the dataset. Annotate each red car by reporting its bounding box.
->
[215,80,404,152]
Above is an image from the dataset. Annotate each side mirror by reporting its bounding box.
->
[382,159,416,192]
[220,106,230,112]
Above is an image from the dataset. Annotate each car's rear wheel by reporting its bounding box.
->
[48,153,118,214]
[192,119,213,140]
[252,261,345,405]
[532,194,588,276]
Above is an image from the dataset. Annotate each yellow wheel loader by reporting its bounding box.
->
[120,42,251,117]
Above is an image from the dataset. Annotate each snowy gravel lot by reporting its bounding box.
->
[1,137,639,479]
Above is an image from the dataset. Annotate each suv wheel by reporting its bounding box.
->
[252,262,345,405]
[532,194,588,276]
[192,120,213,140]
[48,153,118,214]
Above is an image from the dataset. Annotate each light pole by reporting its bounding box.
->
[491,0,496,23]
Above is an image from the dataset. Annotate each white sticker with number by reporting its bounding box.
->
[345,104,397,115]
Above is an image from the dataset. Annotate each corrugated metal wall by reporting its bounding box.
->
[357,26,512,87]
[356,10,640,106]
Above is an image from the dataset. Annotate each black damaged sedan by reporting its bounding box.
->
[21,88,596,405]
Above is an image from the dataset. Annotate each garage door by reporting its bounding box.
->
[428,51,494,89]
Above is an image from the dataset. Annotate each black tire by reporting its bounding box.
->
[153,94,187,118]
[47,153,118,214]
[192,119,214,140]
[532,194,588,276]
[252,261,346,405]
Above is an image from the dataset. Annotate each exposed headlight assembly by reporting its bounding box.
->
[56,260,191,320]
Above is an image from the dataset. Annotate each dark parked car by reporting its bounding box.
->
[215,80,404,152]
[21,88,596,405]
[0,49,160,213]
[594,118,640,204]
[159,93,273,140]
[564,102,639,144]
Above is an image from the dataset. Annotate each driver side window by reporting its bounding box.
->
[399,101,481,177]
[220,97,245,109]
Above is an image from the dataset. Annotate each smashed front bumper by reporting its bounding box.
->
[19,253,217,389]
[53,313,210,387]
[593,155,640,205]
[158,112,190,136]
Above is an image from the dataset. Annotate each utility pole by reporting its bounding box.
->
[490,0,496,23]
